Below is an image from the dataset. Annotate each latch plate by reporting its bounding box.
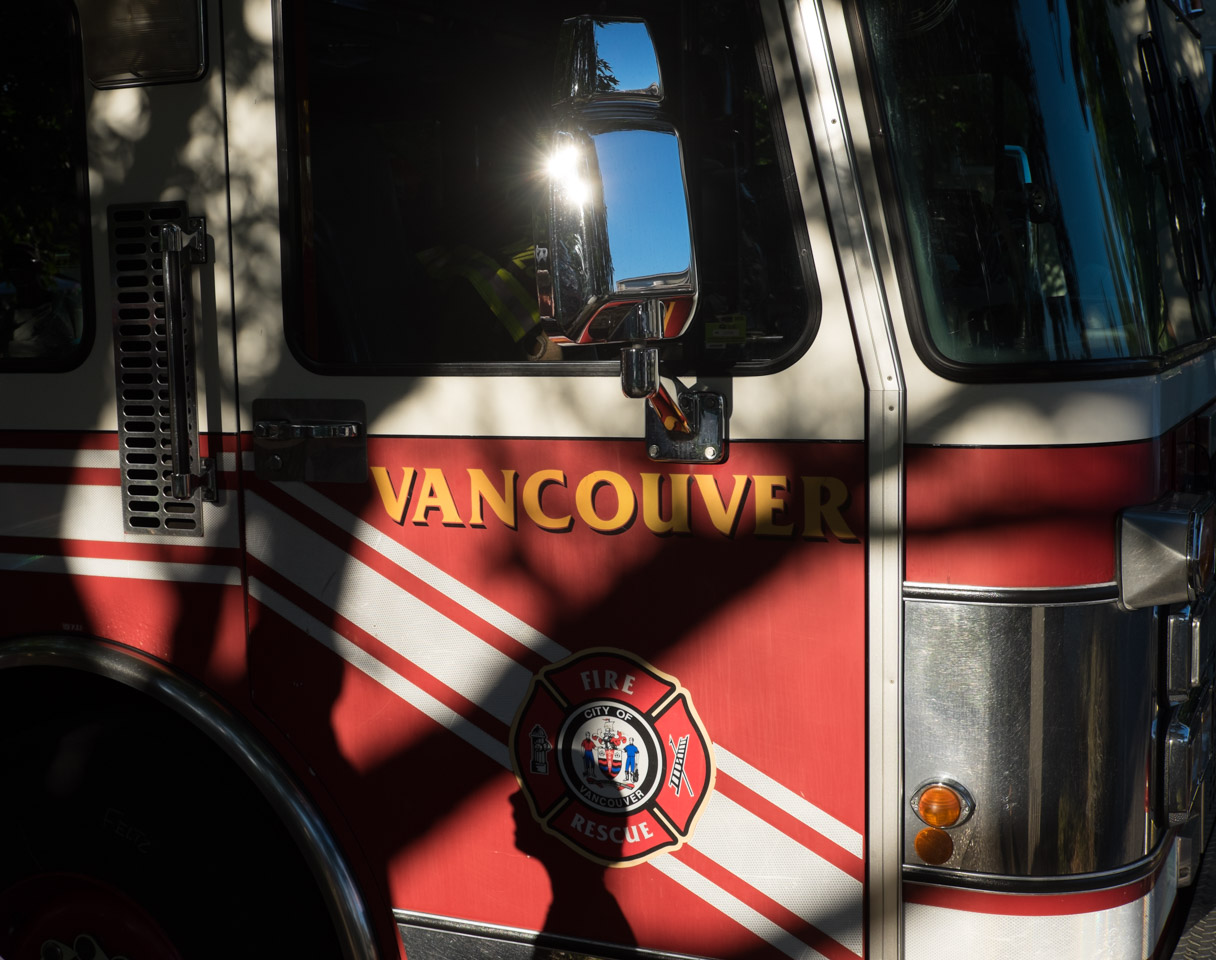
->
[252,399,368,483]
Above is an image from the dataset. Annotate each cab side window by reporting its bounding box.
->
[0,3,92,370]
[281,0,815,375]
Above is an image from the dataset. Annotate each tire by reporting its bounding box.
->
[0,666,344,960]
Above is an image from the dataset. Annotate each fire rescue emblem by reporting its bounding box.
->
[511,648,715,866]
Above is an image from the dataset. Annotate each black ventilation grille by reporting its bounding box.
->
[108,202,204,537]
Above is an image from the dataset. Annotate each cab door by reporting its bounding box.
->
[0,2,242,676]
[226,2,881,958]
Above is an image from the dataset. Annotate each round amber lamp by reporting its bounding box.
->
[917,784,963,828]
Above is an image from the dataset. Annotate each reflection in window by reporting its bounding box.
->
[859,0,1216,370]
[284,0,813,373]
[0,3,90,369]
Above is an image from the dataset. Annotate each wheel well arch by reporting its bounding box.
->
[0,633,380,960]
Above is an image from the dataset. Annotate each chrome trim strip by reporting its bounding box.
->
[394,910,705,960]
[904,582,1120,606]
[772,0,906,956]
[0,635,379,960]
[904,829,1174,894]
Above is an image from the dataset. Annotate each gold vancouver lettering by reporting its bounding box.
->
[370,466,858,542]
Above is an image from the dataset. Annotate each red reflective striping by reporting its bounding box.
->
[205,432,242,453]
[672,844,861,960]
[0,466,120,486]
[713,770,864,884]
[904,864,1164,917]
[905,442,1159,587]
[0,535,243,568]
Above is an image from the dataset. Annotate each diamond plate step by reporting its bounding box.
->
[1173,859,1216,958]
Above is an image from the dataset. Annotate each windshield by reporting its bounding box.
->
[858,0,1216,371]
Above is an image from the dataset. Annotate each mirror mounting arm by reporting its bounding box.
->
[621,345,659,399]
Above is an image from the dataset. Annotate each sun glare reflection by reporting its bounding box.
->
[547,144,590,207]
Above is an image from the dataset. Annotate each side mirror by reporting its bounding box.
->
[536,17,697,401]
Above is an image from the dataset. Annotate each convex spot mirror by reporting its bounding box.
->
[554,17,662,101]
[536,17,697,397]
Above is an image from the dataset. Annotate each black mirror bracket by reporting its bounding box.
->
[645,383,728,464]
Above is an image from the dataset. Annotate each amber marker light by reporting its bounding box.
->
[911,779,974,830]
[915,827,954,865]
[918,784,962,827]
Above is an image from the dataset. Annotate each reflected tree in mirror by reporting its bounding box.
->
[554,18,662,102]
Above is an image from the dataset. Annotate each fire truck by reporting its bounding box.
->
[5,0,1216,957]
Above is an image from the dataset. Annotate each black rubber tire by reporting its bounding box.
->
[0,667,344,960]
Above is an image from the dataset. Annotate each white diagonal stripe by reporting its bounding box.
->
[649,856,831,960]
[692,792,863,954]
[249,577,509,767]
[714,744,863,859]
[246,492,534,725]
[277,480,570,662]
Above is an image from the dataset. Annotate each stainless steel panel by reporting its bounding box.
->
[905,598,1155,876]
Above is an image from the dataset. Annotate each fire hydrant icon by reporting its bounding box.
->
[529,724,552,775]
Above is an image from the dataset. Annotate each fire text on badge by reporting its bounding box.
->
[511,648,715,866]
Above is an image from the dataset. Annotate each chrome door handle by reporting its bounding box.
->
[253,419,363,441]
[160,219,214,501]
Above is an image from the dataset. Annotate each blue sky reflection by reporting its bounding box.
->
[593,128,691,286]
